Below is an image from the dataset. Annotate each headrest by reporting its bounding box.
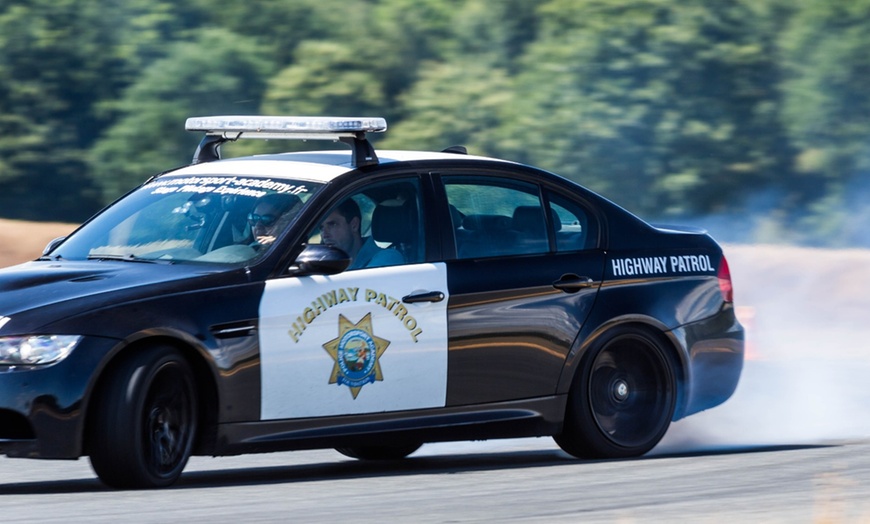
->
[448,204,464,229]
[511,206,562,233]
[372,201,416,243]
[511,206,546,234]
[462,214,511,231]
[550,208,562,231]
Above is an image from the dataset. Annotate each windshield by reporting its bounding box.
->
[51,174,322,264]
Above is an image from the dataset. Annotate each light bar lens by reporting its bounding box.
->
[0,335,81,366]
[185,116,387,135]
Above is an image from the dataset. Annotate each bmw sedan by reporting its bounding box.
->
[0,116,743,488]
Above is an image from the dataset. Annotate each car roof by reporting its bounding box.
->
[167,150,517,184]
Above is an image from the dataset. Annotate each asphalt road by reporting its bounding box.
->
[2,437,869,523]
[3,358,870,523]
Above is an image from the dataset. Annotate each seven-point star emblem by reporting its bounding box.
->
[322,313,390,399]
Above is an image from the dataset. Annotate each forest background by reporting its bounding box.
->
[1,0,868,248]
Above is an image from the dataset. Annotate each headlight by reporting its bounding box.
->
[0,335,81,366]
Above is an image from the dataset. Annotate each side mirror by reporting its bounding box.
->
[43,236,66,256]
[288,244,351,276]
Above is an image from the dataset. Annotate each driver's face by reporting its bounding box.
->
[320,210,356,255]
[250,202,281,238]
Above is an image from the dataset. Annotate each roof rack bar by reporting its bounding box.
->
[192,135,231,164]
[442,145,468,155]
[339,134,379,167]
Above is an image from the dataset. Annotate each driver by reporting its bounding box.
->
[320,198,403,269]
[248,193,302,246]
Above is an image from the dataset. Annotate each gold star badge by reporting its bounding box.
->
[322,313,390,399]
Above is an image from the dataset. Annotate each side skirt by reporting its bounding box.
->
[206,395,567,456]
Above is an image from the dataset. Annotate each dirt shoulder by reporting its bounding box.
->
[0,219,77,267]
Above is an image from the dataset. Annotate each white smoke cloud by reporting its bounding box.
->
[654,244,870,453]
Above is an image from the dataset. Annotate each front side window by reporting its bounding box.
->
[444,177,548,259]
[306,178,423,270]
[52,174,322,264]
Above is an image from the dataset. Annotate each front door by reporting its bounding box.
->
[257,177,450,419]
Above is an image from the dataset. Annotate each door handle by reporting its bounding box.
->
[552,274,595,293]
[402,291,445,304]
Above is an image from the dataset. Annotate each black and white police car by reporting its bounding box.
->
[0,116,743,488]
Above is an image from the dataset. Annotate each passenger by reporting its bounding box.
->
[319,198,403,269]
[248,193,301,246]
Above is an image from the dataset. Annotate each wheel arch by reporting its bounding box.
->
[557,316,689,421]
[82,334,220,457]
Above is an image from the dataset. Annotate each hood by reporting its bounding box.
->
[0,260,238,331]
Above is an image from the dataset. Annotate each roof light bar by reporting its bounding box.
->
[185,116,387,138]
[185,115,387,167]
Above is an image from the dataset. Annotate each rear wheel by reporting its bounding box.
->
[336,442,422,461]
[556,326,676,459]
[88,345,198,489]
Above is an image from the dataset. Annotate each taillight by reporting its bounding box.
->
[718,255,733,303]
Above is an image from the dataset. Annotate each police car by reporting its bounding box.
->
[0,116,743,488]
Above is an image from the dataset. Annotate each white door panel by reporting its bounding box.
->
[259,263,448,419]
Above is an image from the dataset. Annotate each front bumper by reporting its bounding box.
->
[0,336,117,459]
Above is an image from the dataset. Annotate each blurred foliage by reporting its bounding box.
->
[88,28,274,200]
[0,0,867,247]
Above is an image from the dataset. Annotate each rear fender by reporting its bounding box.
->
[557,315,690,422]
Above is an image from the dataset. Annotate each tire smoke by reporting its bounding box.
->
[654,244,870,453]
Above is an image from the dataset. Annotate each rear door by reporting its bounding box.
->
[438,172,604,405]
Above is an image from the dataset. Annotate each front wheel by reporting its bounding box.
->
[88,345,198,489]
[556,326,676,459]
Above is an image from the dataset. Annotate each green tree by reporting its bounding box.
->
[379,60,513,154]
[1,0,868,248]
[187,0,361,67]
[0,0,209,220]
[499,0,792,219]
[778,0,870,245]
[0,0,120,219]
[441,0,541,70]
[263,40,387,117]
[88,29,275,202]
[365,0,539,153]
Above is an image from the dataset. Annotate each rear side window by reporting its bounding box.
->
[443,178,548,259]
[548,191,597,251]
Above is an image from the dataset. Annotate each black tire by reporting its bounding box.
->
[88,345,198,489]
[555,326,676,459]
[336,442,422,461]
